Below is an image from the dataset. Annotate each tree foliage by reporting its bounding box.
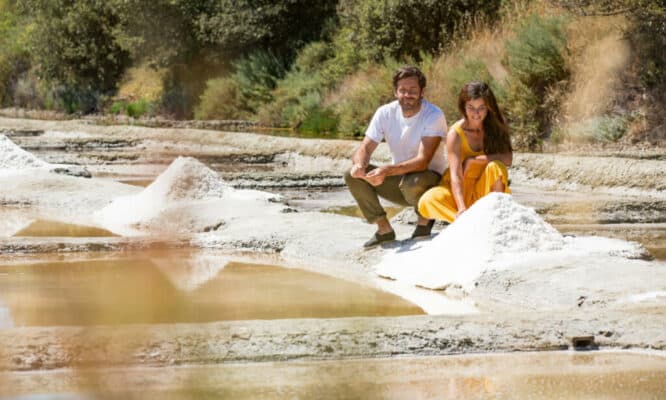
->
[17,0,130,111]
[0,0,32,106]
[336,0,502,62]
[195,0,338,61]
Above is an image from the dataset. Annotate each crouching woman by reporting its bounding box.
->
[418,81,512,222]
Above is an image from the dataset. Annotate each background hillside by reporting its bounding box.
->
[0,0,664,150]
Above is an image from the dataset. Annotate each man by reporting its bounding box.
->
[344,65,447,248]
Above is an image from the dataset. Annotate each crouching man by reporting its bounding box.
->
[344,65,447,248]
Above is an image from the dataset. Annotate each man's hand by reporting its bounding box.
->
[350,163,367,178]
[363,166,389,186]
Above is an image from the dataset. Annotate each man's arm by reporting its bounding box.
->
[350,137,379,178]
[364,136,441,186]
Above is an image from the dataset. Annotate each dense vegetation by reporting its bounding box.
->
[0,0,664,149]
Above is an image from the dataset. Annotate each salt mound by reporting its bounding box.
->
[376,193,565,290]
[96,157,229,230]
[95,156,280,235]
[140,156,228,202]
[0,134,48,169]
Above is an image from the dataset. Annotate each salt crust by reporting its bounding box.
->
[376,193,565,291]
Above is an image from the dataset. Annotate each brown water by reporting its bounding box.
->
[117,179,153,187]
[1,351,665,399]
[13,220,116,237]
[0,251,422,327]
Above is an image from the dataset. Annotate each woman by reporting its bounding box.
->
[418,81,512,222]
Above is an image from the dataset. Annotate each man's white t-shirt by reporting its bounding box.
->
[365,99,447,174]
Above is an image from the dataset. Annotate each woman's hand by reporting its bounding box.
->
[455,207,467,219]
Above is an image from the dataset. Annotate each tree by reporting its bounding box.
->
[18,0,130,112]
[336,0,502,62]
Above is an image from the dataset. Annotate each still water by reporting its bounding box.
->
[0,250,422,328]
[1,351,665,399]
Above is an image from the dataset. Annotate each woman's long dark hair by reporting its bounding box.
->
[457,82,512,155]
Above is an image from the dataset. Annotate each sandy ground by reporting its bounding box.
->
[0,116,665,376]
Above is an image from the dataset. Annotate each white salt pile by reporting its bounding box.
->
[95,156,280,235]
[0,134,49,170]
[96,156,230,229]
[375,193,565,291]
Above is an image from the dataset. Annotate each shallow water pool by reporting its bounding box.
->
[1,351,665,399]
[0,250,422,328]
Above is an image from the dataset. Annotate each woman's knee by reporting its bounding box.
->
[485,161,510,192]
[486,160,506,171]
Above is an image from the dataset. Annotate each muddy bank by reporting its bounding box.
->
[1,310,664,371]
[513,153,666,193]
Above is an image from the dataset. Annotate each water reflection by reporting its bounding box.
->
[0,300,13,329]
[0,251,422,327]
[13,220,116,237]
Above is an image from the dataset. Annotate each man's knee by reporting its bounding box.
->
[343,168,354,185]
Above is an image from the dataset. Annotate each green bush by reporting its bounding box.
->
[256,43,334,128]
[194,77,247,120]
[298,107,338,135]
[504,80,541,150]
[232,51,288,113]
[125,98,152,118]
[194,51,287,121]
[109,101,125,115]
[504,13,569,151]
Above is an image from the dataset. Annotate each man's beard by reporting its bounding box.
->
[399,97,421,113]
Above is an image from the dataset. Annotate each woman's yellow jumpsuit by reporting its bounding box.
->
[418,121,510,223]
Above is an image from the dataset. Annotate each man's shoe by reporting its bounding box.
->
[363,230,396,248]
[411,219,435,239]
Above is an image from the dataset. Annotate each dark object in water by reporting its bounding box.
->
[571,335,598,351]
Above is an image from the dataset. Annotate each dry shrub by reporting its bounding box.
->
[555,15,633,143]
[324,62,398,136]
[116,65,167,102]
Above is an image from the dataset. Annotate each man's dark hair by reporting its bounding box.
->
[392,66,427,90]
